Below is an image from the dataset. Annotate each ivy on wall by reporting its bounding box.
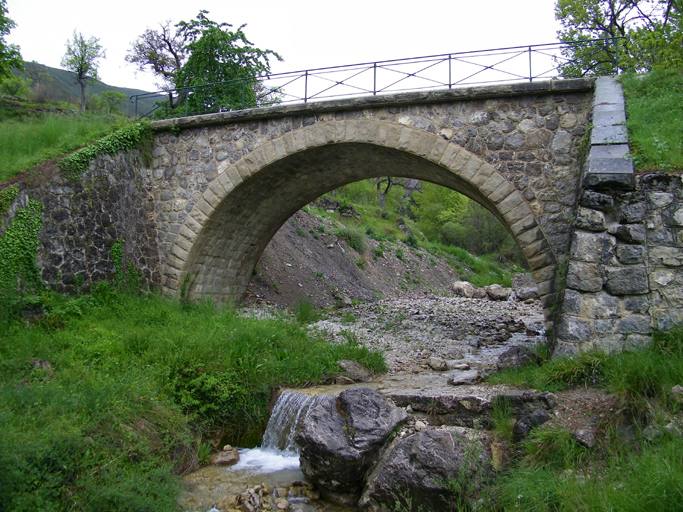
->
[0,185,19,216]
[0,195,45,297]
[58,122,153,179]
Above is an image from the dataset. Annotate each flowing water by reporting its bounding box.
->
[180,390,349,512]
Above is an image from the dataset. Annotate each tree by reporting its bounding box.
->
[0,0,22,80]
[555,0,683,75]
[61,31,106,113]
[0,74,30,97]
[127,11,282,116]
[126,20,186,92]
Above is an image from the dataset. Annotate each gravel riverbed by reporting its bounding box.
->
[311,293,547,375]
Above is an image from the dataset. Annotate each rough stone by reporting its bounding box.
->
[358,428,492,512]
[296,388,408,505]
[210,445,240,466]
[604,265,649,295]
[496,346,542,370]
[566,261,603,292]
[486,284,513,301]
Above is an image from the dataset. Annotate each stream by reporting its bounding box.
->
[179,294,546,512]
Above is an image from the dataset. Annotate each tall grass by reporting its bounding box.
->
[0,286,385,511]
[621,69,683,171]
[0,114,123,182]
[490,327,683,511]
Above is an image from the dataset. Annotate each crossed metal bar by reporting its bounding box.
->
[131,38,621,119]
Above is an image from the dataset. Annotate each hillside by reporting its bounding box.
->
[246,195,525,311]
[13,61,163,117]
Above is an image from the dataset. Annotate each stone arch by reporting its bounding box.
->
[164,119,558,314]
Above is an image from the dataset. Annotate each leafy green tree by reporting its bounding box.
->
[101,90,127,114]
[61,30,106,113]
[0,74,30,97]
[555,0,683,75]
[174,11,282,114]
[0,0,22,79]
[127,11,281,116]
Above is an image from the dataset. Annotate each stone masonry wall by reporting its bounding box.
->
[556,173,683,355]
[149,81,594,301]
[1,151,161,294]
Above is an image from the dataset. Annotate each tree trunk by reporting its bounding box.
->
[78,77,86,113]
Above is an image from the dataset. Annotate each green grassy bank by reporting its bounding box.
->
[487,328,683,511]
[0,287,384,511]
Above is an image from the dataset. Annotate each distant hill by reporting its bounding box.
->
[17,61,164,118]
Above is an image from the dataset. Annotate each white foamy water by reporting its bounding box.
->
[230,447,301,473]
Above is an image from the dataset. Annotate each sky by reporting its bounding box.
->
[6,0,562,92]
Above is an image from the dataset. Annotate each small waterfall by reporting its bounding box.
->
[228,390,327,474]
[262,390,326,453]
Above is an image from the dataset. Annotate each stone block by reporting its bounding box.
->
[616,244,646,265]
[649,246,683,267]
[648,228,674,246]
[556,316,592,343]
[579,190,614,211]
[604,265,649,295]
[625,334,652,350]
[470,164,496,188]
[488,180,516,205]
[582,291,620,319]
[461,155,484,181]
[619,203,645,224]
[575,207,606,232]
[566,261,603,292]
[650,269,676,288]
[561,289,582,315]
[569,231,616,264]
[624,295,650,314]
[616,315,652,335]
[608,223,646,244]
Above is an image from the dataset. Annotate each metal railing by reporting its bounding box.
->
[131,38,621,120]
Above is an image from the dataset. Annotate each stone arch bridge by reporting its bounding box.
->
[10,77,683,356]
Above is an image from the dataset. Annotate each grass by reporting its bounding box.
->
[0,111,126,183]
[621,69,683,171]
[488,326,683,511]
[0,286,385,511]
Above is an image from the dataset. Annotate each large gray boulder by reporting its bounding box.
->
[296,387,408,506]
[486,284,513,301]
[358,427,493,512]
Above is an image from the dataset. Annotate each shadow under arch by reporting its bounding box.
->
[167,122,559,318]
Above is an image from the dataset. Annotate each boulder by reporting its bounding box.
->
[210,445,240,466]
[512,409,552,441]
[427,357,448,371]
[515,286,539,301]
[452,280,475,298]
[338,360,373,382]
[297,388,407,506]
[447,370,481,386]
[472,286,488,299]
[358,428,493,512]
[486,284,513,301]
[496,346,542,371]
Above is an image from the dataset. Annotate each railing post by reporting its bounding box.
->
[614,37,620,74]
[373,62,377,95]
[304,70,308,103]
[528,46,533,82]
[448,54,452,89]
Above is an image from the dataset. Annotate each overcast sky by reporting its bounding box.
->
[6,0,561,92]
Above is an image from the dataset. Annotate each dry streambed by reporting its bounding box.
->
[311,293,546,376]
